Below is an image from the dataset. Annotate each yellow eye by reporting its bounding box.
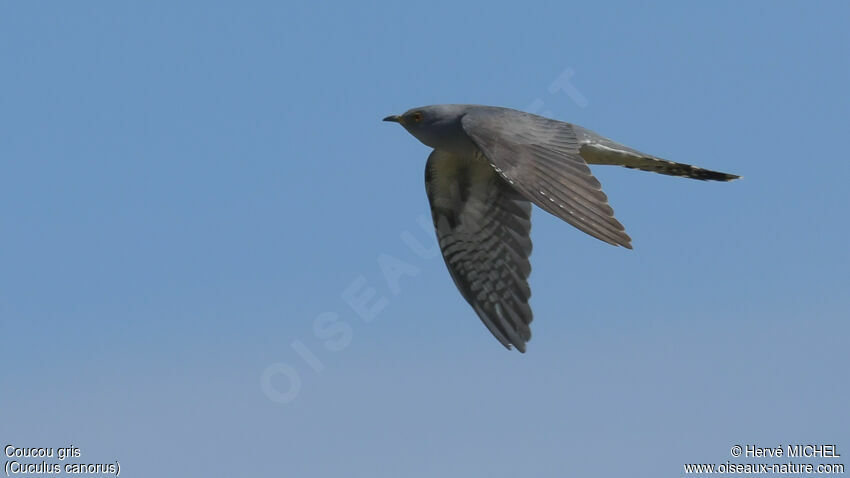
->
[412,112,423,122]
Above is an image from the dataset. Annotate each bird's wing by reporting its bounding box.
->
[461,108,632,248]
[425,150,533,352]
[573,125,740,181]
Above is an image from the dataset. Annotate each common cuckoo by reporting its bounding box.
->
[383,104,738,352]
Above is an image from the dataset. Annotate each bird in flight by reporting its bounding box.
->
[383,105,739,352]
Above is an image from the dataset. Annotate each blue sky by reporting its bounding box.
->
[1,1,848,476]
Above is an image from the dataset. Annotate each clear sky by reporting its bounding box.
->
[1,1,848,477]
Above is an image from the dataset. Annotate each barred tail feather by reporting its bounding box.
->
[580,142,740,181]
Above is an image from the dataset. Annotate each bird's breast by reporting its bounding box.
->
[428,151,496,213]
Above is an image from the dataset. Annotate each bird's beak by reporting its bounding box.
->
[383,115,401,123]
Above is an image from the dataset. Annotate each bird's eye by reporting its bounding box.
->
[411,112,423,122]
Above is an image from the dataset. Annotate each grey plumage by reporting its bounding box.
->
[384,104,739,352]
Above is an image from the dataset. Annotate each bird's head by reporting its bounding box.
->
[383,105,468,151]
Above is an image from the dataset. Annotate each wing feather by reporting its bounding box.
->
[461,108,633,248]
[425,150,534,352]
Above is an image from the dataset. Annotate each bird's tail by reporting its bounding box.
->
[574,125,740,181]
[580,142,739,181]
